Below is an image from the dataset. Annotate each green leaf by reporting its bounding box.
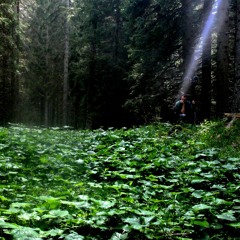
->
[191,178,207,184]
[78,195,89,201]
[42,210,70,220]
[0,195,9,201]
[216,211,237,221]
[134,209,155,216]
[193,220,209,228]
[43,228,64,237]
[191,190,205,198]
[110,232,128,240]
[96,200,116,209]
[124,217,142,230]
[64,231,85,240]
[211,184,226,191]
[11,202,32,209]
[228,223,240,228]
[192,204,212,211]
[212,198,228,205]
[222,164,237,170]
[143,216,155,225]
[11,227,42,240]
[0,219,19,229]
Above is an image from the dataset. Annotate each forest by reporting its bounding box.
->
[1,0,240,129]
[1,1,240,239]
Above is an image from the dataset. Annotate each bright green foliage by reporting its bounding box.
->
[0,121,239,239]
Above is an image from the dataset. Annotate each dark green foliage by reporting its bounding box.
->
[69,0,130,129]
[0,121,239,239]
[20,0,66,126]
[123,0,182,124]
[0,1,19,125]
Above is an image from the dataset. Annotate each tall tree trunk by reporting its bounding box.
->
[233,0,240,112]
[0,2,17,125]
[13,0,20,122]
[181,0,194,80]
[63,0,70,126]
[216,0,230,116]
[85,45,95,129]
[85,2,97,129]
[45,24,49,127]
[113,0,121,63]
[201,0,213,120]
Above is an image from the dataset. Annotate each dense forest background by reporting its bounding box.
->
[1,0,240,129]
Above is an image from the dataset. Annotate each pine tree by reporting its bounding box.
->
[201,0,213,119]
[216,0,230,116]
[233,0,240,112]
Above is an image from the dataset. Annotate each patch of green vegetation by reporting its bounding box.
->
[0,121,239,239]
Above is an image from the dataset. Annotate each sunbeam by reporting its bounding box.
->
[179,0,226,96]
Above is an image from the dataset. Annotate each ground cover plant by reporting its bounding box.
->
[0,121,239,240]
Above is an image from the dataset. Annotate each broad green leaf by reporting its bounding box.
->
[158,184,174,189]
[143,216,155,225]
[0,195,9,201]
[192,204,212,211]
[11,227,42,240]
[0,220,19,229]
[110,232,128,240]
[43,228,64,237]
[212,198,228,205]
[64,231,85,240]
[216,211,237,221]
[98,200,115,209]
[49,210,70,218]
[228,223,240,228]
[18,213,34,221]
[11,202,32,209]
[211,184,226,191]
[124,217,142,230]
[193,220,209,228]
[134,209,155,216]
[78,195,89,201]
[191,190,205,198]
[76,159,84,164]
[191,178,207,184]
[222,164,237,170]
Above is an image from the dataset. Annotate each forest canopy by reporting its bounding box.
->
[0,0,240,129]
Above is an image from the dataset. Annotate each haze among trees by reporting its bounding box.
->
[1,0,240,129]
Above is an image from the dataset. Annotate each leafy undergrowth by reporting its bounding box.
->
[0,121,239,240]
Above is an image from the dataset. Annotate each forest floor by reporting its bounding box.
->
[0,120,239,240]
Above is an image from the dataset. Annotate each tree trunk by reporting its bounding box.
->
[201,0,213,120]
[233,0,240,112]
[13,0,20,122]
[113,0,121,63]
[85,1,98,129]
[216,0,230,116]
[44,23,49,127]
[63,0,70,126]
[181,0,194,79]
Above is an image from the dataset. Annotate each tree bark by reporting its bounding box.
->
[216,0,230,116]
[233,0,240,112]
[201,0,213,120]
[181,0,194,78]
[63,0,70,126]
[45,23,49,127]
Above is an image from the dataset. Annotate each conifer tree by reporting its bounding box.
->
[0,1,19,125]
[233,0,240,112]
[216,0,230,116]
